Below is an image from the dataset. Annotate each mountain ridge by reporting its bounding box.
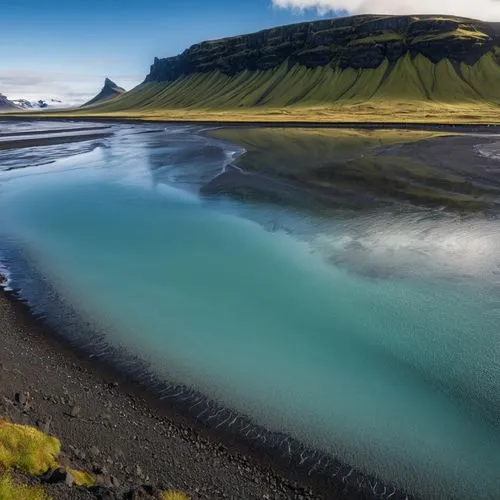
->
[82,78,126,107]
[145,15,500,82]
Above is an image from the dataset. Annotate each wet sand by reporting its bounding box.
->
[0,132,114,150]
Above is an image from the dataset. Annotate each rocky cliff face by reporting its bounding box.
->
[146,15,500,82]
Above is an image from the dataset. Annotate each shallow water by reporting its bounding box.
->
[1,121,500,499]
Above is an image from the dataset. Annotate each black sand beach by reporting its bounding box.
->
[0,288,334,500]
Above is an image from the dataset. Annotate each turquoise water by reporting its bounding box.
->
[1,123,500,499]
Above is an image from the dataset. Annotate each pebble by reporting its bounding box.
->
[43,467,74,487]
[90,445,101,457]
[69,404,81,418]
[135,464,144,478]
[14,391,28,405]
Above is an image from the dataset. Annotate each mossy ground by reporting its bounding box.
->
[0,421,60,476]
[0,419,191,498]
[0,473,49,500]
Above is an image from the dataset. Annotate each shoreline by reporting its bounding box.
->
[0,244,410,500]
[0,285,327,499]
[3,113,500,134]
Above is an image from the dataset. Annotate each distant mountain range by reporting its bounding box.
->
[0,77,126,112]
[12,98,65,109]
[0,94,67,112]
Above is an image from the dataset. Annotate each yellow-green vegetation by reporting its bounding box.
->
[0,473,49,500]
[0,420,94,490]
[68,468,95,487]
[0,420,189,498]
[0,421,60,475]
[410,26,489,44]
[161,491,190,500]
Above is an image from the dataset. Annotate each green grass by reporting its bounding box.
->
[0,421,60,476]
[411,27,489,44]
[0,473,49,500]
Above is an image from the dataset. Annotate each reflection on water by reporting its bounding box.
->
[1,120,500,500]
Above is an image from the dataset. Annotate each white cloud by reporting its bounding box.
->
[272,0,500,21]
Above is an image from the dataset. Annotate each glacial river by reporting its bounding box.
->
[0,120,499,499]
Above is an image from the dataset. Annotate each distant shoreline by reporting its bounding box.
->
[2,113,500,134]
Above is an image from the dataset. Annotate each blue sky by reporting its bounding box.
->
[0,0,327,103]
[2,0,498,104]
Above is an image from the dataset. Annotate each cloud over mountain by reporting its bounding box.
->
[271,0,500,21]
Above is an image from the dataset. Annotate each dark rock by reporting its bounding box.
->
[93,464,108,475]
[95,474,112,488]
[43,467,74,486]
[123,485,162,499]
[14,392,28,405]
[89,485,120,500]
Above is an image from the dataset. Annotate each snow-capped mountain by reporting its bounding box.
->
[12,98,67,109]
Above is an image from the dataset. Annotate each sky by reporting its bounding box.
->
[1,0,499,105]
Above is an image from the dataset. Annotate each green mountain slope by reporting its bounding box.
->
[40,15,500,122]
[96,50,500,113]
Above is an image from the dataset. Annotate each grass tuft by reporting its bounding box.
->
[161,491,190,500]
[0,421,60,476]
[68,468,95,487]
[0,473,49,500]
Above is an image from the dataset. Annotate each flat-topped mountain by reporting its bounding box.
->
[70,15,500,121]
[145,15,500,80]
[82,78,126,107]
